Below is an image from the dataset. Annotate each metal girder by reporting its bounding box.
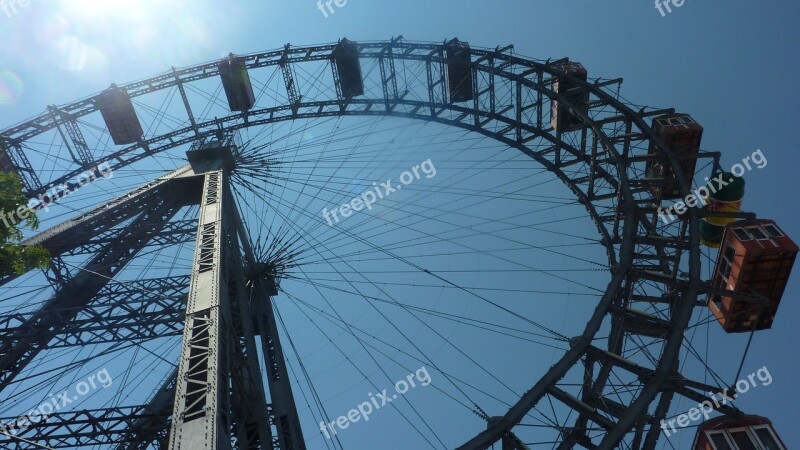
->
[425,48,447,117]
[0,276,189,349]
[280,45,301,114]
[64,219,197,257]
[251,290,306,450]
[329,55,346,112]
[455,215,632,449]
[116,368,179,450]
[0,196,184,393]
[0,165,200,395]
[223,188,307,450]
[0,136,41,191]
[44,255,73,289]
[170,152,293,449]
[22,165,200,253]
[2,41,664,207]
[378,41,399,112]
[226,190,306,450]
[0,405,169,448]
[169,165,234,449]
[227,221,273,449]
[13,91,612,202]
[1,367,177,450]
[173,67,200,136]
[486,417,531,450]
[0,164,201,289]
[49,106,94,167]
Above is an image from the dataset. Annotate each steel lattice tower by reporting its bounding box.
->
[0,139,307,449]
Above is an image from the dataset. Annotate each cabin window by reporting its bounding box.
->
[752,426,785,450]
[730,429,759,449]
[733,228,751,241]
[717,242,736,282]
[707,431,733,450]
[748,226,768,240]
[723,244,735,265]
[706,426,786,450]
[762,224,784,239]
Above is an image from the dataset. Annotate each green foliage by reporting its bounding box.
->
[0,172,50,274]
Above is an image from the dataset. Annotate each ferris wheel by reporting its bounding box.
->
[0,37,793,449]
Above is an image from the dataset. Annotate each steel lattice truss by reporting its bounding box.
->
[0,38,758,449]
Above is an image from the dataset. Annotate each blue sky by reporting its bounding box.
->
[0,1,799,449]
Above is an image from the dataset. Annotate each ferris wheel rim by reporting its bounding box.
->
[0,38,711,449]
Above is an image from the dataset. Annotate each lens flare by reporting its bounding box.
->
[0,71,24,105]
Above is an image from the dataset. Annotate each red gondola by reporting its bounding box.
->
[693,415,787,450]
[708,219,798,332]
[646,113,703,199]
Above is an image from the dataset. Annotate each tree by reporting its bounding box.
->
[0,172,49,274]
